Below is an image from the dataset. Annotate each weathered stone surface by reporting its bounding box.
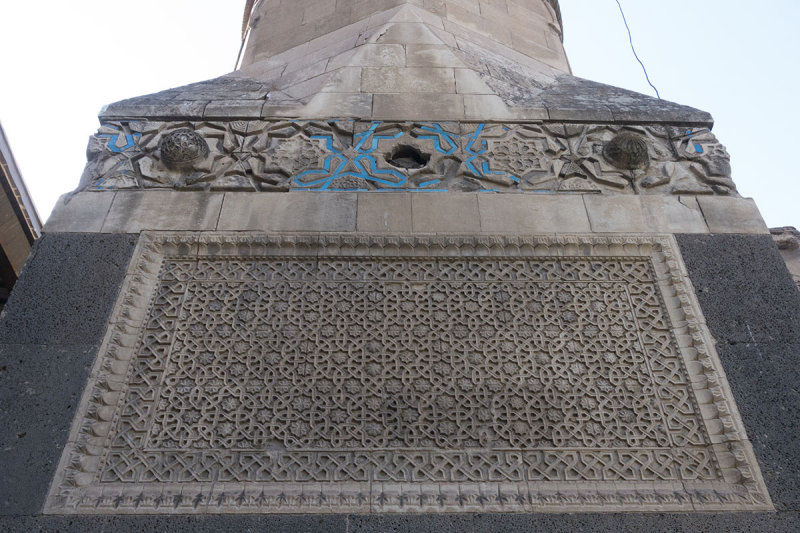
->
[44,192,116,233]
[411,193,479,232]
[0,233,137,346]
[583,195,646,233]
[100,75,270,120]
[101,191,224,233]
[771,226,800,290]
[41,191,769,237]
[696,197,768,234]
[242,1,567,72]
[45,233,770,514]
[356,193,412,232]
[99,3,710,125]
[477,194,590,233]
[218,192,357,231]
[640,196,709,234]
[676,234,800,510]
[3,513,800,532]
[0,344,99,515]
[0,233,138,515]
[79,120,736,196]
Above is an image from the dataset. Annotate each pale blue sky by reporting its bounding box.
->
[0,1,797,226]
[562,0,800,228]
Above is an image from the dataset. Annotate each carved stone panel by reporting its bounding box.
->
[79,121,737,196]
[45,234,771,514]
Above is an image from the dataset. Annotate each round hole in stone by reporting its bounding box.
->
[387,145,430,169]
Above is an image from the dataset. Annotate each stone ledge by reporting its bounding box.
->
[43,191,771,236]
[697,196,769,234]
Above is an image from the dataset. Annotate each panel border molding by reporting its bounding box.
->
[45,232,772,514]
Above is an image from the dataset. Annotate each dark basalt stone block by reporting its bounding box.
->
[0,233,138,346]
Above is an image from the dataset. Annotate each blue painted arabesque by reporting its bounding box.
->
[97,121,520,192]
[292,121,512,192]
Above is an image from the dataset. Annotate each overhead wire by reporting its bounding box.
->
[614,0,662,100]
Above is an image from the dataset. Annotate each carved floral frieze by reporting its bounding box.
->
[79,120,736,195]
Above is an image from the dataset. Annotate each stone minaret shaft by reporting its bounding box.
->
[240,0,568,72]
[6,0,784,524]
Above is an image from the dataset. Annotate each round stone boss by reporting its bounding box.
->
[603,132,650,170]
[159,128,210,169]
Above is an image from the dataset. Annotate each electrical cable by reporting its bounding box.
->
[614,0,662,99]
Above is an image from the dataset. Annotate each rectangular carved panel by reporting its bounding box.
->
[46,233,772,513]
[82,120,735,195]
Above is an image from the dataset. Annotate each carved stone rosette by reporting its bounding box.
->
[45,233,771,514]
[80,120,737,196]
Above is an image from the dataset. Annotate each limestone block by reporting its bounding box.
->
[696,197,769,234]
[275,59,329,90]
[299,93,374,118]
[326,44,406,70]
[375,22,448,45]
[464,94,514,120]
[364,2,446,32]
[454,68,493,94]
[203,100,264,119]
[44,192,116,233]
[411,193,480,232]
[511,32,568,71]
[283,69,361,100]
[641,196,709,234]
[446,0,480,16]
[217,192,357,232]
[478,194,591,233]
[362,67,456,93]
[320,68,363,93]
[356,193,413,232]
[372,93,465,120]
[583,195,646,233]
[101,191,224,233]
[423,23,460,47]
[100,101,209,121]
[547,106,615,122]
[507,0,554,21]
[406,45,464,68]
[444,3,513,47]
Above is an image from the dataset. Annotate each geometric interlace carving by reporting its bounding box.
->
[46,234,772,513]
[113,258,707,482]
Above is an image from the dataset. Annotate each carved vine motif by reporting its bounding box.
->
[80,121,737,195]
[45,233,771,514]
[554,124,737,195]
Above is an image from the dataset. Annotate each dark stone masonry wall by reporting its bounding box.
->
[0,233,138,517]
[0,232,798,532]
[674,234,800,511]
